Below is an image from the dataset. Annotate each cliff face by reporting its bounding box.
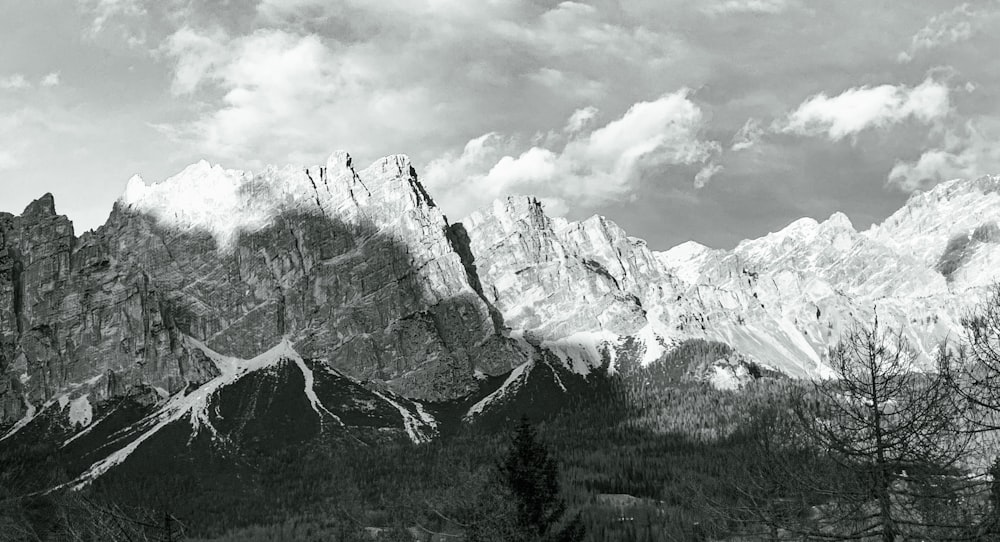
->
[4,152,1000,433]
[0,152,523,427]
[1,193,77,422]
[465,178,1000,382]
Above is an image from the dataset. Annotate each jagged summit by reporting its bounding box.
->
[866,174,1000,285]
[22,193,58,218]
[904,173,1000,207]
[118,151,434,250]
[6,150,1000,488]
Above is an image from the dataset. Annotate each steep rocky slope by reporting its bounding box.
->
[0,152,528,432]
[464,177,1000,382]
[0,338,439,494]
[3,152,1000,487]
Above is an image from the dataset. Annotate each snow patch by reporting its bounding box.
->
[465,362,533,420]
[550,368,567,393]
[541,330,617,375]
[291,356,343,426]
[64,337,308,489]
[414,402,438,429]
[68,395,93,428]
[709,365,742,391]
[372,390,434,444]
[658,241,713,284]
[634,323,667,367]
[121,161,318,251]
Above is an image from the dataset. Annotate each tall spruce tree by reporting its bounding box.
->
[502,417,564,536]
[468,417,584,542]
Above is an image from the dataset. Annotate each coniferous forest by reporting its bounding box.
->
[8,288,1000,541]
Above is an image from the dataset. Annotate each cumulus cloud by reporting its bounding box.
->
[898,4,997,63]
[78,0,146,34]
[0,74,30,90]
[694,163,724,188]
[40,72,61,87]
[701,0,795,16]
[159,27,398,162]
[564,106,599,134]
[776,78,951,141]
[1,72,63,90]
[888,120,1000,192]
[527,68,604,101]
[731,118,763,151]
[149,0,691,168]
[423,91,721,219]
[161,26,229,95]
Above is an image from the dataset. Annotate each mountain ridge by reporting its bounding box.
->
[4,151,1000,488]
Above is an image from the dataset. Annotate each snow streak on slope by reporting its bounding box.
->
[465,361,533,420]
[372,390,434,444]
[64,338,309,489]
[1,374,105,443]
[291,355,343,426]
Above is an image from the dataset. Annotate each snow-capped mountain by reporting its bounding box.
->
[3,151,999,486]
[462,176,1000,382]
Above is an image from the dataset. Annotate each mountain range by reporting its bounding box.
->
[2,150,999,490]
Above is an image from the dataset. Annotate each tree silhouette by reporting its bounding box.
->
[790,316,970,541]
[468,416,584,542]
[502,416,564,535]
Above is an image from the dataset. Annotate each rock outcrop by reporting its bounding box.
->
[0,152,524,428]
[459,177,1000,380]
[4,152,1000,433]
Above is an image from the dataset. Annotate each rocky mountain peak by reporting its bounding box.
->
[866,174,1000,288]
[1,152,521,432]
[118,152,443,252]
[21,193,59,219]
[6,151,1000,458]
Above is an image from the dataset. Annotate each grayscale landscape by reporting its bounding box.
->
[3,2,1000,540]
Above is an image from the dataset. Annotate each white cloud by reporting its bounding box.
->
[731,118,763,151]
[159,28,385,162]
[701,0,795,16]
[424,91,721,219]
[40,72,61,87]
[154,1,688,169]
[0,74,30,90]
[898,4,997,63]
[776,78,951,141]
[527,68,605,101]
[694,163,724,188]
[77,0,146,33]
[161,26,229,95]
[564,106,599,134]
[888,120,1000,192]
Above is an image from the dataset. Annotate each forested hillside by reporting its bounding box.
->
[7,291,1000,541]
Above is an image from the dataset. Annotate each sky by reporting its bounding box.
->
[1,0,999,249]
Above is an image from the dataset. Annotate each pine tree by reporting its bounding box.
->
[467,416,585,542]
[501,416,564,536]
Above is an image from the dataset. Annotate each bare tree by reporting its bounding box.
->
[728,316,976,540]
[797,316,976,540]
[948,284,1000,433]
